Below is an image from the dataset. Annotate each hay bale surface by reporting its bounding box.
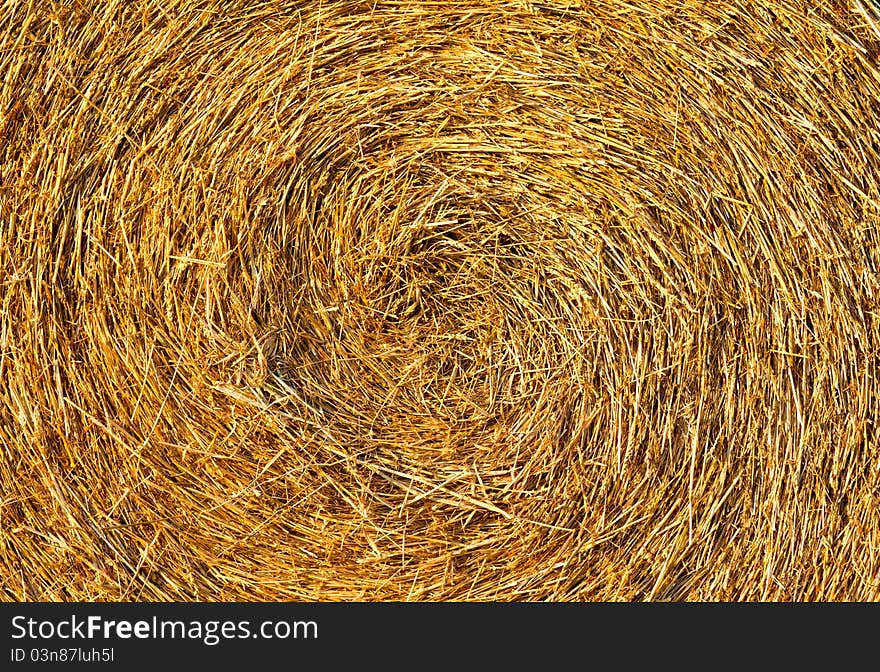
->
[2,0,880,600]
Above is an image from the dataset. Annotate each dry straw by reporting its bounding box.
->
[2,0,880,601]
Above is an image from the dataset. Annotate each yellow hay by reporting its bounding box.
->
[1,0,880,600]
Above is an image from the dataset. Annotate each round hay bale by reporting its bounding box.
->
[1,0,879,600]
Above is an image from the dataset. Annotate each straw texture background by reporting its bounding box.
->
[2,0,880,600]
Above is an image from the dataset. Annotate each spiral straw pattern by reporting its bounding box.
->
[2,1,880,600]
